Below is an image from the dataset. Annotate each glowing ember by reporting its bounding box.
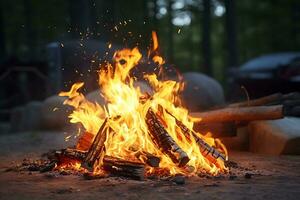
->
[58,32,228,176]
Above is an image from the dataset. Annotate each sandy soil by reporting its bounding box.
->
[0,131,300,200]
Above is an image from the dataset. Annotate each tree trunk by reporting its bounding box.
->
[224,0,238,67]
[152,0,158,30]
[88,0,97,34]
[99,0,115,41]
[167,0,174,63]
[202,0,212,76]
[23,0,36,60]
[68,0,91,38]
[0,1,6,62]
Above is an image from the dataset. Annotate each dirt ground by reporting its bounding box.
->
[0,131,300,200]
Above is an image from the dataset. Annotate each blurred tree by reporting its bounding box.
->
[202,0,212,75]
[152,0,159,30]
[68,0,92,38]
[236,0,300,63]
[23,0,36,60]
[167,0,174,63]
[0,1,5,62]
[224,0,238,67]
[1,0,300,78]
[291,0,300,49]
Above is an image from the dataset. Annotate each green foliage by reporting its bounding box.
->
[1,0,300,84]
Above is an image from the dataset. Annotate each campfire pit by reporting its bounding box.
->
[6,32,227,180]
[7,32,300,182]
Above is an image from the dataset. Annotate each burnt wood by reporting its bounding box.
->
[76,131,94,151]
[62,148,87,161]
[81,118,108,171]
[133,150,160,167]
[145,108,190,167]
[166,110,226,165]
[102,155,145,180]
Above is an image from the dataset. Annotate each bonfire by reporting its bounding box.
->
[54,31,228,179]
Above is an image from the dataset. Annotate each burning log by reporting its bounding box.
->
[76,131,94,151]
[62,148,87,161]
[165,110,226,165]
[133,150,160,167]
[145,108,190,167]
[81,118,109,171]
[191,105,286,123]
[128,147,160,167]
[45,148,87,162]
[102,155,145,180]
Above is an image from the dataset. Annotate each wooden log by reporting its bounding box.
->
[145,108,190,167]
[128,147,160,167]
[191,105,284,123]
[228,93,282,107]
[102,155,145,180]
[61,148,87,161]
[81,118,108,171]
[228,92,300,108]
[39,161,57,173]
[133,150,160,167]
[165,110,226,165]
[193,121,237,137]
[76,131,94,151]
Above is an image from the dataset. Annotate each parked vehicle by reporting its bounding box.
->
[228,52,300,99]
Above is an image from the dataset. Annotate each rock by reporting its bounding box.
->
[10,106,26,132]
[23,101,43,131]
[40,95,70,130]
[249,117,300,155]
[180,72,225,112]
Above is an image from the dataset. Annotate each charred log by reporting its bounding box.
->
[76,131,94,151]
[102,155,145,180]
[45,148,87,162]
[166,110,226,165]
[61,148,87,161]
[39,161,57,173]
[145,108,190,167]
[133,150,160,167]
[81,118,108,171]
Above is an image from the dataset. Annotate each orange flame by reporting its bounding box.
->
[59,32,228,176]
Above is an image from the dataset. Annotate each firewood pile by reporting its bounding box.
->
[192,92,300,136]
[5,106,229,180]
[6,92,299,181]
